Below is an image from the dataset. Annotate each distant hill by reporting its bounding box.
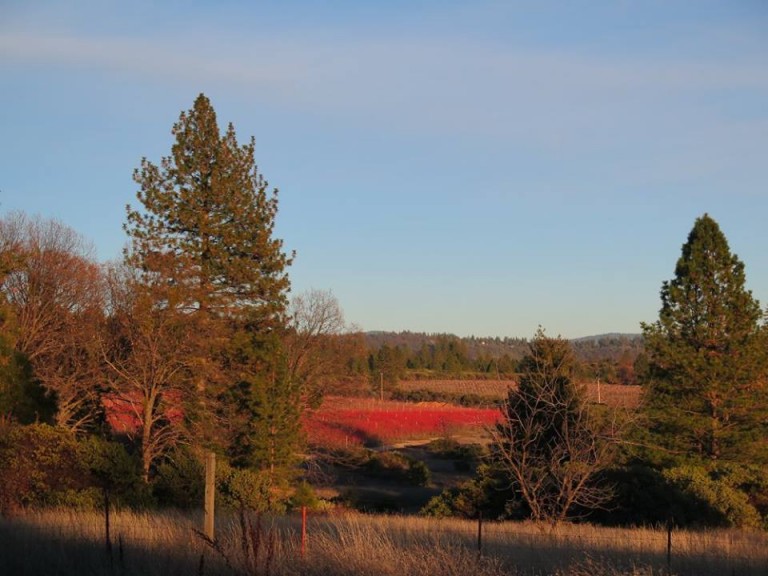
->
[571,333,642,342]
[364,331,530,361]
[364,331,643,363]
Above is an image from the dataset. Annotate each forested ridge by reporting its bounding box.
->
[365,331,645,385]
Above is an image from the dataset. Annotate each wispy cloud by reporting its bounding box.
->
[2,28,766,184]
[3,30,765,116]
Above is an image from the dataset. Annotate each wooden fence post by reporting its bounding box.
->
[103,486,112,555]
[301,506,307,558]
[205,452,216,541]
[477,511,483,558]
[666,516,673,575]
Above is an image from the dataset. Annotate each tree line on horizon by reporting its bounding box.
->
[365,330,644,386]
[1,94,767,528]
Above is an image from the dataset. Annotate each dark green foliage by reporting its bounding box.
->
[0,346,54,425]
[488,331,615,524]
[426,438,485,462]
[369,343,408,387]
[362,450,431,486]
[641,214,768,465]
[216,459,287,512]
[365,331,644,381]
[0,423,145,513]
[421,463,511,519]
[405,458,431,486]
[662,464,764,528]
[222,332,303,476]
[391,387,502,407]
[420,482,482,518]
[0,422,84,513]
[600,462,768,529]
[151,447,205,508]
[289,481,320,510]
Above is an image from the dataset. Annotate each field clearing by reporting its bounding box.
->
[397,380,642,408]
[2,509,766,576]
[303,396,500,449]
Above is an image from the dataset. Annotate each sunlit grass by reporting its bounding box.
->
[2,508,766,576]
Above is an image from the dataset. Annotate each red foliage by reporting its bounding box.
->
[102,391,184,435]
[304,396,500,448]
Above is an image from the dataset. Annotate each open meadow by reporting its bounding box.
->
[1,509,766,576]
[396,380,642,408]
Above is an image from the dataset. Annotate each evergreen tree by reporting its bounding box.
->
[489,330,614,524]
[126,94,293,323]
[641,214,768,465]
[125,94,296,474]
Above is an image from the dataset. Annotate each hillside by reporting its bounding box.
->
[365,331,643,363]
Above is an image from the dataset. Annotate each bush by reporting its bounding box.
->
[421,479,485,518]
[363,451,431,486]
[406,458,431,486]
[78,434,149,507]
[0,423,145,514]
[421,463,517,520]
[290,481,321,510]
[216,460,288,513]
[663,464,763,528]
[597,462,768,528]
[152,447,204,508]
[0,423,88,514]
[427,438,484,462]
[391,388,502,408]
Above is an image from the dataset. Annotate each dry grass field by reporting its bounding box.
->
[2,509,766,576]
[397,380,642,408]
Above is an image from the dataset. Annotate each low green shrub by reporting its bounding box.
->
[216,460,288,513]
[152,447,205,508]
[363,451,431,486]
[663,464,763,528]
[598,462,768,529]
[391,388,502,408]
[0,423,145,514]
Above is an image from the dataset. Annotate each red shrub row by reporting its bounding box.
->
[304,397,501,448]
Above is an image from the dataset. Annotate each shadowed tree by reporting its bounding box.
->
[641,214,768,465]
[488,330,617,525]
[102,263,204,483]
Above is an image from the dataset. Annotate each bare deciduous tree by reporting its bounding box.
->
[102,263,205,482]
[0,212,105,432]
[285,289,362,404]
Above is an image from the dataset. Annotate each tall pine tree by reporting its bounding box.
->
[641,214,768,465]
[126,94,292,323]
[125,94,297,476]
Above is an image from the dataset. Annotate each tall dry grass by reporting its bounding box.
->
[1,509,765,576]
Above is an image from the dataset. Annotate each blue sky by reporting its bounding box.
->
[1,1,767,338]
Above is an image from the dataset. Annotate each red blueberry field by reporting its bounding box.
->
[303,396,501,449]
